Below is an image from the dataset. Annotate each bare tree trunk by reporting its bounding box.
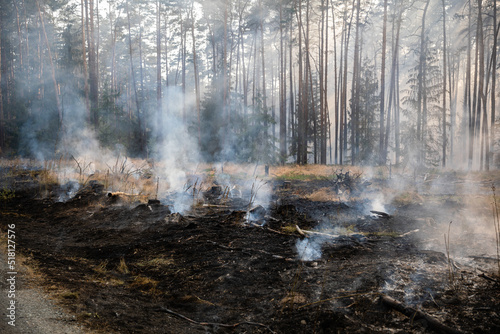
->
[323,0,329,164]
[126,0,145,154]
[87,0,98,130]
[330,0,338,164]
[81,0,90,122]
[384,3,402,164]
[475,0,484,170]
[490,2,498,169]
[14,1,23,94]
[223,1,229,120]
[395,52,401,164]
[259,0,268,127]
[466,0,473,168]
[190,0,201,144]
[379,0,388,165]
[442,0,447,167]
[22,0,31,100]
[417,0,430,164]
[0,12,4,151]
[296,0,304,164]
[180,11,186,122]
[351,0,361,165]
[138,9,145,102]
[156,0,162,132]
[289,13,296,162]
[279,1,286,164]
[36,0,63,129]
[340,2,354,164]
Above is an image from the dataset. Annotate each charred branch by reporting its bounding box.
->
[380,294,464,334]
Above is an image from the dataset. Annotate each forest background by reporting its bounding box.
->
[0,0,498,171]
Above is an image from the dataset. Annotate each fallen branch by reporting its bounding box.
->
[295,225,306,237]
[478,273,500,284]
[295,225,339,239]
[157,306,275,333]
[380,294,463,334]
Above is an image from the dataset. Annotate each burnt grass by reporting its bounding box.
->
[1,168,500,333]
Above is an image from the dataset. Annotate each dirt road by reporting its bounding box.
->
[0,249,89,334]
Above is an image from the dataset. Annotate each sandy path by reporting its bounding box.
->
[0,249,90,334]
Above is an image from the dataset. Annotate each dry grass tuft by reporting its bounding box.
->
[281,293,308,305]
[59,291,79,300]
[117,258,129,274]
[94,260,109,275]
[272,164,362,180]
[130,276,160,296]
[305,188,337,202]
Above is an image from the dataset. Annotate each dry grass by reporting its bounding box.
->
[272,164,360,179]
[130,276,159,289]
[59,291,79,300]
[281,224,300,235]
[93,260,109,275]
[391,191,424,206]
[280,293,308,305]
[116,258,129,274]
[305,188,337,202]
[136,256,174,268]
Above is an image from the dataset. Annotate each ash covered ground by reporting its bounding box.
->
[0,162,499,333]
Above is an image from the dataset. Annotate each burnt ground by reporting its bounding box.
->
[1,167,500,333]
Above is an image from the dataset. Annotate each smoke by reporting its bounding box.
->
[149,87,202,213]
[296,237,324,262]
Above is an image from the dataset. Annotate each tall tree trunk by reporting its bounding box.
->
[156,0,162,135]
[475,0,484,170]
[0,12,4,152]
[477,0,486,170]
[81,0,90,121]
[259,0,268,133]
[351,0,361,165]
[296,0,304,164]
[395,52,401,164]
[322,0,329,164]
[180,12,186,122]
[466,0,473,168]
[340,1,354,164]
[490,1,498,169]
[87,0,98,130]
[36,0,63,129]
[138,9,144,106]
[126,0,145,155]
[279,1,286,165]
[289,12,295,163]
[223,1,229,121]
[319,1,325,164]
[330,0,338,164]
[379,0,388,165]
[442,0,447,167]
[190,0,201,145]
[417,0,430,164]
[384,3,402,164]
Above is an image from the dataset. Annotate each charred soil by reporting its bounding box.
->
[0,167,499,333]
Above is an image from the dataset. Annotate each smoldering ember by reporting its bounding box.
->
[1,0,500,333]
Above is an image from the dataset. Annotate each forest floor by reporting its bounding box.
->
[0,160,500,333]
